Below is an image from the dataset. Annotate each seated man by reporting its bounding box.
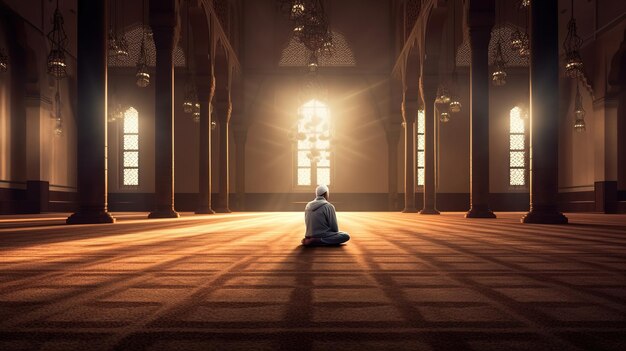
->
[301,184,350,246]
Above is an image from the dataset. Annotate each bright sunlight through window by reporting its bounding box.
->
[509,106,527,187]
[122,107,139,186]
[296,99,331,187]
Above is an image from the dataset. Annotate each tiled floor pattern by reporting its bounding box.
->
[0,212,625,350]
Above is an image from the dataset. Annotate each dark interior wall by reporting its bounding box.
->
[1,0,625,214]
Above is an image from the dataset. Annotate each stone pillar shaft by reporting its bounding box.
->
[233,125,247,211]
[387,123,401,211]
[402,102,418,213]
[196,82,215,214]
[522,0,567,224]
[214,100,231,213]
[466,25,495,218]
[420,80,439,214]
[67,0,114,224]
[148,24,179,218]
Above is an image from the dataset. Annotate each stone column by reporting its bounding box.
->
[420,78,440,214]
[592,98,619,213]
[618,89,626,199]
[402,99,418,213]
[148,1,179,219]
[67,0,114,224]
[214,96,231,213]
[386,122,402,210]
[521,0,568,224]
[233,122,247,211]
[195,78,215,214]
[466,14,495,218]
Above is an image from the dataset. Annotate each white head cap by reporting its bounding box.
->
[315,184,329,197]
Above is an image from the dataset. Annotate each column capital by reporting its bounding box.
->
[213,96,232,124]
[402,100,420,123]
[196,74,215,100]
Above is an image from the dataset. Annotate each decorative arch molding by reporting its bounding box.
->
[278,31,356,67]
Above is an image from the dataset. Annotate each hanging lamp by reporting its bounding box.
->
[135,0,150,87]
[47,0,68,79]
[447,2,461,113]
[492,41,507,86]
[435,84,451,104]
[439,111,450,123]
[563,0,584,78]
[0,47,8,73]
[182,0,196,113]
[136,38,150,87]
[573,83,586,132]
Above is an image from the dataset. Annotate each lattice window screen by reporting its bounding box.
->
[509,106,528,187]
[456,25,529,67]
[109,25,186,68]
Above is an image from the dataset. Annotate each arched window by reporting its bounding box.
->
[509,106,528,187]
[417,110,425,187]
[122,107,139,187]
[295,99,331,187]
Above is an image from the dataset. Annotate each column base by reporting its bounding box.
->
[521,210,568,224]
[214,208,232,213]
[419,208,440,215]
[67,211,115,224]
[402,207,418,213]
[195,208,215,214]
[465,206,496,218]
[148,209,180,219]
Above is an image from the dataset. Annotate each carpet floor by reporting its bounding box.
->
[0,212,625,350]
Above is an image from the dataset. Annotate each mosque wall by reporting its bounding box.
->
[0,3,78,213]
[0,0,624,213]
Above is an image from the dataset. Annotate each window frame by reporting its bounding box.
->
[292,99,333,191]
[119,107,140,189]
[416,109,425,189]
[508,106,529,189]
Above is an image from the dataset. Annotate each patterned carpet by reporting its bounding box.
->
[0,212,625,351]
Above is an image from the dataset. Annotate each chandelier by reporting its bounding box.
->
[492,3,507,86]
[447,75,462,113]
[192,102,201,123]
[135,37,150,87]
[518,32,530,58]
[573,83,586,132]
[510,2,530,59]
[47,0,68,79]
[0,47,8,73]
[183,80,198,114]
[108,0,129,59]
[563,0,583,78]
[135,0,150,87]
[446,4,461,114]
[492,40,507,86]
[435,84,451,104]
[439,111,450,123]
[279,0,334,57]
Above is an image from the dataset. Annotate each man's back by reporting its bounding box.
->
[301,185,350,246]
[304,196,338,238]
